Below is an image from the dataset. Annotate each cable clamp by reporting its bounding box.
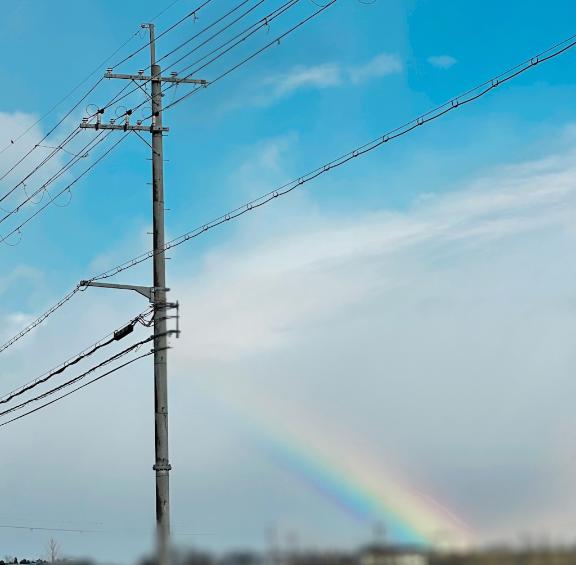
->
[153,462,172,472]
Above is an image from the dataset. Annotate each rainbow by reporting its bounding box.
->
[196,382,473,548]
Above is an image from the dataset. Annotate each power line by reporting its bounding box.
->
[162,0,334,112]
[0,522,208,535]
[111,0,215,70]
[0,286,83,355]
[0,351,152,429]
[2,29,573,357]
[0,128,82,205]
[0,8,177,160]
[94,31,576,283]
[0,0,312,242]
[0,131,129,245]
[164,0,298,78]
[103,0,327,122]
[156,0,260,67]
[0,524,100,534]
[88,81,136,122]
[0,0,196,189]
[89,0,300,120]
[150,0,185,23]
[0,1,234,351]
[0,1,308,227]
[0,334,154,419]
[0,78,103,187]
[0,76,102,162]
[105,0,320,125]
[0,1,271,202]
[161,18,575,113]
[0,130,106,222]
[0,308,153,406]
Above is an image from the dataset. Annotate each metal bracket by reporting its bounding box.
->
[153,462,172,471]
[79,280,169,303]
[105,70,208,86]
[80,121,169,133]
[155,301,180,338]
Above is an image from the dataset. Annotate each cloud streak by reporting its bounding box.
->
[164,135,576,547]
[349,53,403,84]
[261,53,403,103]
[428,55,458,69]
[173,145,576,361]
[4,131,576,560]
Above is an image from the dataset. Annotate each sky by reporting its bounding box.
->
[1,0,576,562]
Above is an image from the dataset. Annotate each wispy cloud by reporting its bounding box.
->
[273,63,343,97]
[428,55,458,69]
[172,140,576,362]
[261,53,402,104]
[165,136,576,546]
[5,130,576,556]
[348,53,403,84]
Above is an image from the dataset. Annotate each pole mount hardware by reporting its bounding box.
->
[79,280,169,302]
[153,462,172,472]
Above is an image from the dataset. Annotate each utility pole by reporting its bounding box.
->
[150,21,171,565]
[80,23,206,565]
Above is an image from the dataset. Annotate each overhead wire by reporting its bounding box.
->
[162,0,318,112]
[0,522,206,535]
[0,351,153,429]
[0,77,103,188]
[0,0,275,187]
[0,131,129,245]
[0,334,154,419]
[0,286,83,355]
[164,0,297,77]
[0,307,153,406]
[2,21,573,356]
[0,77,103,168]
[0,23,146,160]
[0,0,202,196]
[0,130,107,222]
[0,524,100,534]
[150,0,185,22]
[0,41,141,206]
[110,0,215,70]
[90,32,576,281]
[0,0,241,354]
[0,0,231,234]
[0,127,82,205]
[105,0,319,124]
[156,0,261,67]
[0,0,202,157]
[88,0,300,120]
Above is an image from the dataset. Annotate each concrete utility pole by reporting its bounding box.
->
[80,23,206,565]
[149,22,171,564]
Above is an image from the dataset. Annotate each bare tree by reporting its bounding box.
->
[47,539,60,564]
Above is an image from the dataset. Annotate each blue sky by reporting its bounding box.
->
[2,0,576,291]
[2,0,576,563]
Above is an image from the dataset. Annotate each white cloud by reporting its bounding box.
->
[170,145,576,362]
[260,53,402,104]
[273,63,342,97]
[5,131,576,558]
[162,137,576,547]
[348,53,403,84]
[428,55,458,69]
[0,264,42,295]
